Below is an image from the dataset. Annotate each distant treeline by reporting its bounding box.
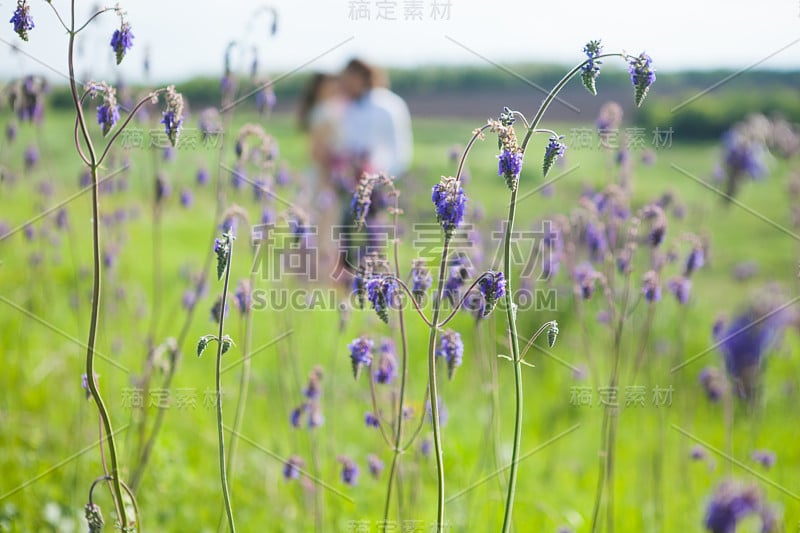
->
[43,65,799,140]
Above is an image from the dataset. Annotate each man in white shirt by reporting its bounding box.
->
[339,59,412,178]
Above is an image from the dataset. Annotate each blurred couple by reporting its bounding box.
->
[298,59,412,281]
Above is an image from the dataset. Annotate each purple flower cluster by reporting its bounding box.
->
[543,136,566,178]
[581,40,603,95]
[160,85,184,147]
[704,480,772,533]
[410,260,432,304]
[339,456,359,486]
[352,173,376,229]
[364,412,380,428]
[699,366,725,402]
[628,52,656,107]
[436,329,464,380]
[498,149,523,189]
[477,270,506,317]
[366,276,396,323]
[97,102,120,137]
[10,1,34,41]
[234,279,251,314]
[667,276,691,305]
[367,454,384,478]
[348,336,374,379]
[432,177,467,237]
[374,338,397,384]
[283,455,304,481]
[641,270,661,303]
[110,23,134,65]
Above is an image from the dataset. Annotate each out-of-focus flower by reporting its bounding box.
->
[436,329,464,380]
[348,336,373,379]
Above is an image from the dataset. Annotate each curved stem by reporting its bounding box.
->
[426,237,451,532]
[45,2,71,33]
[98,90,166,167]
[67,2,128,526]
[436,272,492,328]
[74,8,115,34]
[215,243,237,533]
[384,277,433,327]
[519,320,557,361]
[455,124,491,182]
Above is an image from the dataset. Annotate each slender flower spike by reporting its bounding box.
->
[348,336,374,379]
[352,173,377,229]
[498,149,523,190]
[84,503,105,533]
[543,136,566,178]
[366,276,397,323]
[94,85,120,137]
[642,270,662,303]
[477,271,506,317]
[374,338,397,384]
[213,233,232,280]
[110,17,134,65]
[628,52,656,107]
[432,176,467,238]
[436,329,464,380]
[365,412,380,428]
[10,1,34,41]
[581,40,603,95]
[161,85,184,147]
[367,454,384,478]
[704,480,766,533]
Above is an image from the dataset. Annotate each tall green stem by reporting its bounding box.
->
[500,186,523,533]
[67,2,128,526]
[382,193,411,528]
[215,243,236,532]
[426,237,451,532]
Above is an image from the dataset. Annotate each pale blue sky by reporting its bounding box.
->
[2,0,799,83]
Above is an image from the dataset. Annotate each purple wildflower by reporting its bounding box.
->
[477,271,506,317]
[96,103,120,137]
[160,85,184,146]
[581,39,603,94]
[155,173,170,204]
[348,336,374,379]
[289,405,304,428]
[374,339,397,384]
[699,366,725,402]
[180,188,193,208]
[628,52,656,107]
[703,480,765,533]
[23,145,38,170]
[367,454,384,479]
[410,260,432,304]
[432,177,467,237]
[197,167,209,185]
[685,246,705,276]
[667,276,691,305]
[10,1,34,41]
[303,366,323,400]
[110,23,134,65]
[543,136,566,178]
[750,450,776,469]
[283,455,304,480]
[436,329,464,380]
[366,276,396,323]
[234,279,251,314]
[339,457,359,486]
[365,412,380,428]
[715,310,785,398]
[690,445,707,461]
[498,149,523,189]
[642,270,661,303]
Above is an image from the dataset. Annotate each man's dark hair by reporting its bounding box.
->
[344,59,388,89]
